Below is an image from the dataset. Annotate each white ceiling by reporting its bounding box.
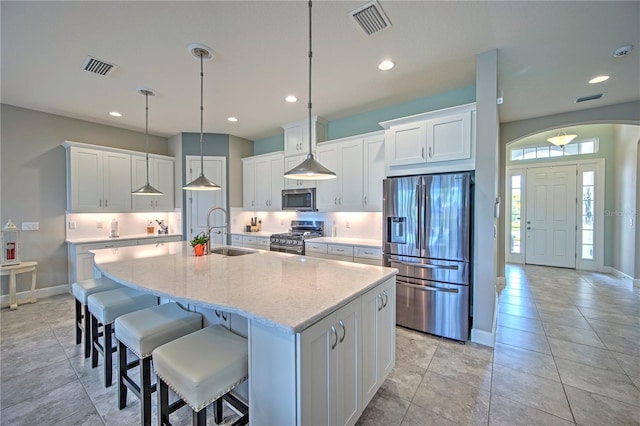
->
[2,1,639,142]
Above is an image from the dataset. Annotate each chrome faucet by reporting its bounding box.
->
[206,207,229,254]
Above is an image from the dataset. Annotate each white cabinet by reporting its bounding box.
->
[242,152,283,211]
[282,116,327,157]
[65,145,132,212]
[131,155,175,211]
[298,297,361,426]
[354,247,383,266]
[284,154,316,189]
[136,235,182,245]
[361,279,395,406]
[362,134,385,212]
[242,235,270,250]
[316,138,364,212]
[67,240,132,283]
[380,103,476,176]
[242,157,256,210]
[231,234,244,246]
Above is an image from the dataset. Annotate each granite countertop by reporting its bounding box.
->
[91,241,395,334]
[66,233,183,244]
[309,237,382,249]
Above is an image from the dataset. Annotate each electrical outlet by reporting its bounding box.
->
[21,222,39,231]
[96,222,103,229]
[68,221,77,230]
[345,221,350,228]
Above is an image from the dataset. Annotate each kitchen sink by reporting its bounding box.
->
[208,248,256,257]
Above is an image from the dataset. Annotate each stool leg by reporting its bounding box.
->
[158,379,170,426]
[140,357,152,426]
[104,323,113,387]
[214,398,223,424]
[117,340,128,409]
[75,299,82,345]
[91,314,99,368]
[84,305,92,359]
[193,408,206,426]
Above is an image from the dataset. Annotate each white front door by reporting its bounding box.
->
[525,165,577,268]
[186,156,227,245]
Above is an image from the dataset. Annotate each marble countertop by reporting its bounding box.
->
[66,233,183,244]
[230,231,273,238]
[91,241,396,334]
[309,237,382,249]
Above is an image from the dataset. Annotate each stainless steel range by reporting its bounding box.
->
[270,220,324,255]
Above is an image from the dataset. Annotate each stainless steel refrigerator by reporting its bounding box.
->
[383,172,472,341]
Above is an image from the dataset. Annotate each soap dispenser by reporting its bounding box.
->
[331,220,337,238]
[109,218,119,238]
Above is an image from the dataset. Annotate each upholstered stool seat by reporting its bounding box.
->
[153,325,249,426]
[72,277,124,358]
[114,302,202,426]
[87,287,158,387]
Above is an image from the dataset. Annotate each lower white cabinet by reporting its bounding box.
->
[231,234,270,250]
[298,297,362,426]
[362,278,395,406]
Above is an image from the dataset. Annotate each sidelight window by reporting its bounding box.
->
[510,175,522,254]
[581,171,595,260]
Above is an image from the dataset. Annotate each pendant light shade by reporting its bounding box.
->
[132,88,163,195]
[547,128,577,146]
[284,1,336,181]
[183,44,221,191]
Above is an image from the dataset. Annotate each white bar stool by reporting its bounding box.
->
[87,287,158,387]
[114,302,202,426]
[153,325,249,426]
[71,277,123,358]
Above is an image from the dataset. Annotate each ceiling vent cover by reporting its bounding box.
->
[82,56,118,77]
[350,0,392,36]
[575,93,604,103]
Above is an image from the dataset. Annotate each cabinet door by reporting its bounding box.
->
[269,155,284,211]
[363,135,385,211]
[254,157,272,210]
[338,140,363,212]
[284,154,315,189]
[131,155,154,211]
[334,298,362,426]
[70,147,103,211]
[377,279,395,384]
[154,158,175,210]
[102,151,132,211]
[386,121,427,166]
[427,112,471,162]
[316,144,339,211]
[284,122,306,156]
[242,158,255,210]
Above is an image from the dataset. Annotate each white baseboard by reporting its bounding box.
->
[1,284,70,305]
[603,267,633,281]
[471,295,498,348]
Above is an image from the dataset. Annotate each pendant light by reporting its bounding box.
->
[183,43,221,191]
[547,128,577,146]
[132,88,163,195]
[284,1,336,181]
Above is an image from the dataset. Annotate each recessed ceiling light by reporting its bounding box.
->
[378,60,395,71]
[109,111,122,117]
[227,117,238,122]
[285,95,298,103]
[589,75,610,84]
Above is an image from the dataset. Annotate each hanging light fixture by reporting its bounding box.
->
[132,88,163,195]
[284,1,336,181]
[547,128,577,146]
[183,43,221,191]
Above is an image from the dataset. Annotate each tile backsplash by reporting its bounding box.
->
[66,211,182,240]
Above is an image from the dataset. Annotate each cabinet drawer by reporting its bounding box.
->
[256,237,270,247]
[354,247,382,259]
[231,235,244,245]
[75,240,133,254]
[243,236,257,245]
[305,242,328,254]
[137,236,181,245]
[328,244,354,257]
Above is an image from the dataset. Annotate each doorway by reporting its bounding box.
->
[185,155,227,245]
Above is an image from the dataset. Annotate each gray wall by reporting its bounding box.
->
[612,125,639,277]
[0,104,168,292]
[228,135,253,208]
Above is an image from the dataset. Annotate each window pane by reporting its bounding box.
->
[511,149,524,161]
[549,145,563,157]
[580,141,594,154]
[582,215,593,230]
[583,171,594,186]
[536,146,549,158]
[564,144,579,155]
[523,147,537,159]
[511,175,521,189]
[511,230,521,254]
[582,230,593,245]
[582,244,594,260]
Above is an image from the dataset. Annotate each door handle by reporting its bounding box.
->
[338,320,346,343]
[527,227,531,230]
[416,184,421,250]
[428,147,432,158]
[421,147,425,159]
[397,280,459,294]
[330,325,338,350]
[377,294,383,311]
[382,290,388,307]
[393,260,459,270]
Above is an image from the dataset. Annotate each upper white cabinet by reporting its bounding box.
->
[284,154,316,189]
[65,143,132,212]
[380,103,476,176]
[317,138,363,212]
[242,152,283,211]
[362,134,385,212]
[282,116,327,157]
[131,155,175,211]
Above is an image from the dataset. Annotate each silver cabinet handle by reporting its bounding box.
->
[99,200,102,208]
[334,197,337,205]
[377,294,383,311]
[330,325,338,350]
[338,320,346,343]
[338,197,341,205]
[428,147,432,158]
[382,290,388,308]
[421,147,425,159]
[394,260,459,270]
[105,200,108,207]
[150,200,154,207]
[397,280,459,293]
[364,196,367,205]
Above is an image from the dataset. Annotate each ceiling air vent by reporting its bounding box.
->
[575,93,604,103]
[350,0,392,36]
[81,55,118,77]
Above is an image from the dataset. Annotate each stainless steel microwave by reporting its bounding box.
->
[282,188,316,211]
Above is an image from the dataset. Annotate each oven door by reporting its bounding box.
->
[270,241,303,255]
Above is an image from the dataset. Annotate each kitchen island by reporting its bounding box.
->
[91,241,396,425]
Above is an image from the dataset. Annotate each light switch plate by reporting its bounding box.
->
[22,222,39,231]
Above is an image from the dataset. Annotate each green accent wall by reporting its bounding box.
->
[253,85,476,154]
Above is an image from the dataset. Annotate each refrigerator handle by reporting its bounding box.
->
[416,184,421,250]
[394,260,459,270]
[397,280,459,294]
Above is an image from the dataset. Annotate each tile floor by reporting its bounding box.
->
[1,264,639,425]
